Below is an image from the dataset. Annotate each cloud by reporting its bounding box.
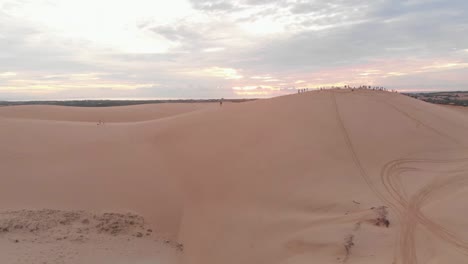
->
[0,72,17,78]
[187,67,244,80]
[238,1,468,72]
[289,1,333,14]
[189,0,238,11]
[1,0,468,100]
[147,24,203,42]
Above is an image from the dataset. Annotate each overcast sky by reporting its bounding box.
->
[1,0,467,100]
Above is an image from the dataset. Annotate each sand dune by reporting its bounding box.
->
[0,209,182,264]
[443,105,468,117]
[0,103,210,263]
[160,90,468,264]
[1,90,468,263]
[0,103,216,122]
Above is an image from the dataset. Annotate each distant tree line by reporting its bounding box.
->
[404,91,468,107]
[0,99,257,107]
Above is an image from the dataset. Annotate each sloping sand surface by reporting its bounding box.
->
[443,105,468,117]
[1,90,468,264]
[0,209,182,264]
[159,90,468,264]
[0,103,216,238]
[0,103,216,122]
[0,103,208,263]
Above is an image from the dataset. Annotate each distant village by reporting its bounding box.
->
[404,91,468,107]
[296,86,467,107]
[297,85,397,93]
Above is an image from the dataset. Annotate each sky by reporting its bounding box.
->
[0,0,467,100]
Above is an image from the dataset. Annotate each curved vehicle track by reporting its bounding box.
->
[331,90,468,263]
[381,158,468,263]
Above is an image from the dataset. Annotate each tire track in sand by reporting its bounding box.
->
[331,90,468,263]
[381,158,468,263]
[331,90,403,263]
[362,93,462,145]
[330,91,382,198]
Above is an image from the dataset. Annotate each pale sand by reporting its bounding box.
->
[0,210,182,264]
[443,104,468,116]
[1,90,468,263]
[0,103,217,123]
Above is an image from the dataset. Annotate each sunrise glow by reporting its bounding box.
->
[1,0,467,100]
